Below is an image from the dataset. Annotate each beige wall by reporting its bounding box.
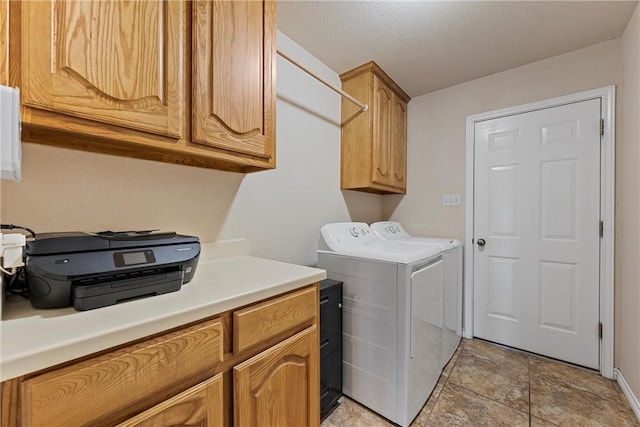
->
[616,4,640,401]
[0,32,382,267]
[383,39,621,240]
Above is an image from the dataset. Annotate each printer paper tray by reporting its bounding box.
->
[72,270,184,311]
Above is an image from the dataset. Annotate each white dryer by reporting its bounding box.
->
[317,222,444,426]
[371,221,463,367]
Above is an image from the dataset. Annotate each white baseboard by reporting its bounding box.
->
[614,368,640,422]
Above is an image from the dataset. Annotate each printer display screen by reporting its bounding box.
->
[114,250,156,267]
[123,251,147,265]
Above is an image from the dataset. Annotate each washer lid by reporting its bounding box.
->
[319,222,441,264]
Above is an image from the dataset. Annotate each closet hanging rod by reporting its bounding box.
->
[277,49,369,112]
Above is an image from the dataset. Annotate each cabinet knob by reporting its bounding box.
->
[338,303,342,309]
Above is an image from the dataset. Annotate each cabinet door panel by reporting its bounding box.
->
[391,94,407,190]
[193,0,275,163]
[233,326,319,427]
[372,77,393,186]
[117,374,224,427]
[21,0,186,139]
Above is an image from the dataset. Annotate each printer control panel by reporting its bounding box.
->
[113,250,156,268]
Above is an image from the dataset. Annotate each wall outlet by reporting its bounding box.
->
[442,193,462,207]
[1,233,26,269]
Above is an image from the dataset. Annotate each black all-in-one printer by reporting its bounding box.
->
[25,230,200,311]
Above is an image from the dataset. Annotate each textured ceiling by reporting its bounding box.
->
[277,1,639,97]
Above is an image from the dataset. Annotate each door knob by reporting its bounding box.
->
[477,238,486,247]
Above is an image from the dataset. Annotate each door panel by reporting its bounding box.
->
[540,159,577,239]
[489,165,518,236]
[539,261,576,332]
[473,99,601,369]
[488,256,517,321]
[391,94,407,189]
[372,77,392,186]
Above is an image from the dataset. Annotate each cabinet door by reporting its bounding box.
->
[390,94,407,191]
[233,326,319,427]
[372,76,393,187]
[117,374,224,427]
[21,0,187,140]
[192,0,276,166]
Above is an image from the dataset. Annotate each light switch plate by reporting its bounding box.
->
[442,193,462,207]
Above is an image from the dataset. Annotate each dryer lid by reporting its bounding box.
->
[319,222,441,264]
[371,221,461,250]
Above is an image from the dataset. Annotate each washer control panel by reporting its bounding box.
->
[320,222,378,250]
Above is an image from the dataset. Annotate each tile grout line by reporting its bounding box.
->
[445,381,531,419]
[420,342,460,425]
[446,341,531,417]
[528,355,532,427]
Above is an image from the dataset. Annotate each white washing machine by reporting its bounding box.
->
[370,221,463,367]
[317,222,444,426]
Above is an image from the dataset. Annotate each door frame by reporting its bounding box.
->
[464,86,616,378]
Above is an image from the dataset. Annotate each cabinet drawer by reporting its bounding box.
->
[234,285,317,353]
[117,373,224,427]
[20,318,223,427]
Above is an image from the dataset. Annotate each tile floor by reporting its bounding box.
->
[322,338,639,426]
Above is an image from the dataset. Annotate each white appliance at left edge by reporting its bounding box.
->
[0,85,21,181]
[317,222,444,426]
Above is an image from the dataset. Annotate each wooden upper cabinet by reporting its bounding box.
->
[11,0,276,172]
[340,61,410,194]
[192,0,275,167]
[21,0,187,141]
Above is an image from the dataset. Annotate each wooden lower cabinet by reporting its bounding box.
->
[0,284,319,427]
[234,326,319,427]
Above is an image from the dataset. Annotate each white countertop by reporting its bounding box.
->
[0,245,325,382]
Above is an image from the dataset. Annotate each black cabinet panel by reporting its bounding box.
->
[320,288,342,358]
[319,279,342,420]
[321,349,342,416]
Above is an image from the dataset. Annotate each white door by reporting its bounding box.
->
[473,99,601,369]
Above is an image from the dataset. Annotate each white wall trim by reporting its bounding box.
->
[615,368,640,422]
[464,85,616,379]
